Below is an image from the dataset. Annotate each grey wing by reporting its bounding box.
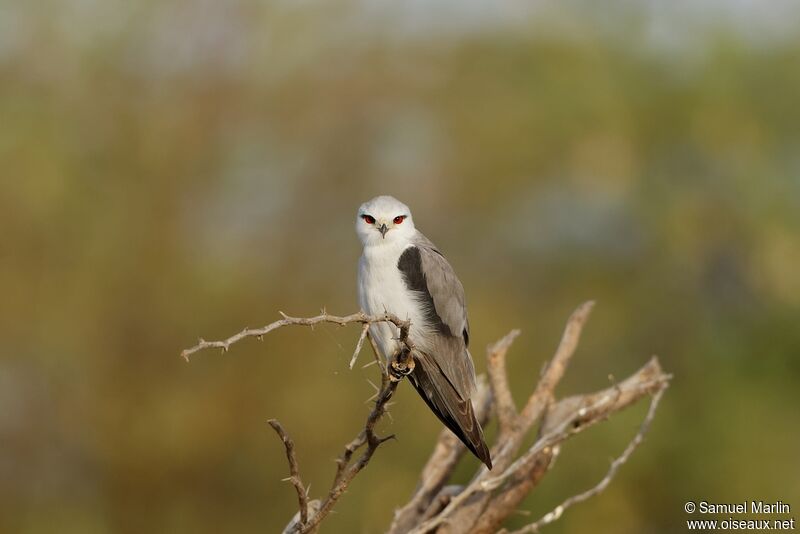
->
[399,233,476,397]
[415,234,470,345]
[397,235,490,467]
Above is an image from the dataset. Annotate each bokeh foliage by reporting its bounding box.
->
[2,1,799,533]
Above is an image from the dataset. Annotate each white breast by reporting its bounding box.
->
[358,242,429,361]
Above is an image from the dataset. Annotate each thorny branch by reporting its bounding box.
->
[182,310,412,533]
[268,419,310,527]
[180,310,410,362]
[182,302,670,533]
[305,377,398,533]
[501,387,667,534]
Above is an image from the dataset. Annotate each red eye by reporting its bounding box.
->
[362,214,375,224]
[393,215,406,225]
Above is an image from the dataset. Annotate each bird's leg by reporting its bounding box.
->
[389,346,415,382]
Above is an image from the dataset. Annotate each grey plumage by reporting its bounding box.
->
[397,235,491,468]
[356,195,492,469]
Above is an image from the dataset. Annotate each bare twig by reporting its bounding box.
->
[350,323,371,369]
[468,359,672,533]
[367,330,387,373]
[520,301,595,428]
[297,378,399,533]
[487,330,520,437]
[503,387,667,534]
[496,360,669,494]
[180,311,410,361]
[268,419,310,528]
[471,444,558,533]
[288,314,412,533]
[183,310,413,534]
[406,366,668,534]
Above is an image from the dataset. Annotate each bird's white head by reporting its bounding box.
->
[356,195,416,247]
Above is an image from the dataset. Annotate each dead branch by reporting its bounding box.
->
[405,302,599,534]
[303,377,398,533]
[468,359,668,533]
[350,323,371,369]
[486,330,521,438]
[180,311,410,362]
[400,302,670,534]
[182,302,670,534]
[182,310,413,533]
[268,419,311,527]
[500,387,666,534]
[520,301,595,430]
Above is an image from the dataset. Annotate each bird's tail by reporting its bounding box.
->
[408,353,492,469]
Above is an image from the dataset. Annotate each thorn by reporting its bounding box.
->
[378,434,397,444]
[279,311,289,319]
[364,380,380,403]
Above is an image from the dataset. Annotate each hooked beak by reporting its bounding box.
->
[378,223,388,238]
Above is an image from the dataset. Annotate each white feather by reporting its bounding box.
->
[355,195,432,359]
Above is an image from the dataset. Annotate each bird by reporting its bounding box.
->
[355,195,492,469]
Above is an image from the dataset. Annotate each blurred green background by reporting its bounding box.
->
[2,1,799,533]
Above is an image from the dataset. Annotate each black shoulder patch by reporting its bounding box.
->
[397,246,425,292]
[397,247,453,337]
